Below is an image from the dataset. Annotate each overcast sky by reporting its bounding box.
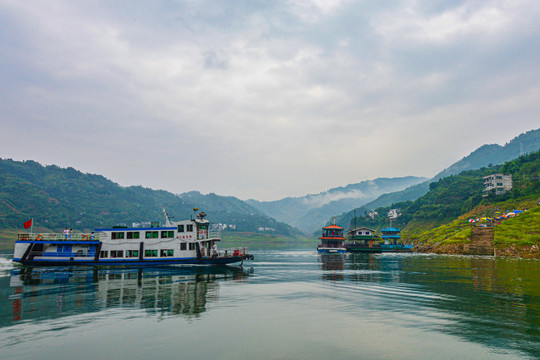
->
[1,1,539,201]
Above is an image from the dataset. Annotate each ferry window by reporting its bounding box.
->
[145,250,158,257]
[127,232,140,239]
[177,225,184,232]
[100,251,108,258]
[111,231,124,239]
[199,224,208,230]
[160,249,174,257]
[189,243,195,250]
[126,250,139,258]
[58,245,72,253]
[145,231,159,239]
[110,250,124,258]
[180,243,187,250]
[161,231,174,238]
[111,232,125,240]
[187,224,193,232]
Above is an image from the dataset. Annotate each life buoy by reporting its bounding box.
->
[36,234,43,241]
[82,234,89,241]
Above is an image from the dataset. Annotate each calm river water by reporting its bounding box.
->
[0,248,539,359]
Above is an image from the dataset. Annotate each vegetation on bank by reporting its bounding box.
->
[0,158,300,236]
[409,198,539,248]
[349,151,540,251]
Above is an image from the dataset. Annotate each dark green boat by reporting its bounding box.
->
[345,226,414,253]
[345,227,383,253]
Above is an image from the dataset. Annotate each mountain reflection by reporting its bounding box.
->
[3,266,250,326]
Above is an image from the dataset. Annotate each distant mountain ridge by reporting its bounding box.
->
[246,176,428,233]
[0,159,300,235]
[434,129,539,181]
[336,128,540,228]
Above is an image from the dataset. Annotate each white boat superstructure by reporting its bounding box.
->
[13,210,253,266]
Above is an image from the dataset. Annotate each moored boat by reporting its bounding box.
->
[345,226,383,253]
[317,219,346,253]
[380,227,413,252]
[345,226,413,253]
[13,210,254,266]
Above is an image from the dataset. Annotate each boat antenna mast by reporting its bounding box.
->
[162,209,171,226]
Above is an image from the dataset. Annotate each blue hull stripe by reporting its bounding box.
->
[13,257,244,266]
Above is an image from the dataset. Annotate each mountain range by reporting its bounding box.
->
[0,128,538,236]
[335,128,539,229]
[0,160,299,236]
[246,176,427,233]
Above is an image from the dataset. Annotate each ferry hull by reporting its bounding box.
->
[317,248,347,254]
[13,256,250,267]
[13,211,253,267]
[346,247,383,253]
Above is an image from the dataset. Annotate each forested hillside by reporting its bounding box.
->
[344,151,540,236]
[0,159,300,235]
[336,129,540,228]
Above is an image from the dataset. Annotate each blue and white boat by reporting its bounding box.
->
[380,227,414,252]
[13,210,254,266]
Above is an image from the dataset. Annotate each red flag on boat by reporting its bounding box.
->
[23,219,33,229]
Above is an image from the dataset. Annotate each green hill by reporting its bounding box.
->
[0,158,300,237]
[345,151,540,251]
[337,129,540,227]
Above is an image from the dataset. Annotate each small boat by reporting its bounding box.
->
[345,226,413,253]
[12,210,254,266]
[317,218,347,253]
[380,227,413,252]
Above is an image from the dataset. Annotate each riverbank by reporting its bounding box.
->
[412,204,540,258]
[416,242,540,259]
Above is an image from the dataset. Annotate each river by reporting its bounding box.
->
[0,249,539,359]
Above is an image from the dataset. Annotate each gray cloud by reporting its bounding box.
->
[1,0,539,200]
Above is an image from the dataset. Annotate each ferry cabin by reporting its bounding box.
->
[13,216,249,266]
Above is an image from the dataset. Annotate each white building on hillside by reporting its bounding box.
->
[483,174,512,195]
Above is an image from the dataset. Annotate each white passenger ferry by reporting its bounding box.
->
[13,210,253,266]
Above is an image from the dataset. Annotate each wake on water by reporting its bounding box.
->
[0,256,14,275]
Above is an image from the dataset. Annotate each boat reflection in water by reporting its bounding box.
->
[318,253,346,281]
[7,265,251,324]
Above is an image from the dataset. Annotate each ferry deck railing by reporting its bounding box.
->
[17,233,97,241]
[197,229,221,240]
[217,247,248,258]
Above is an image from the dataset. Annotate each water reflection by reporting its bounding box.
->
[2,265,251,327]
[318,253,346,281]
[342,253,540,358]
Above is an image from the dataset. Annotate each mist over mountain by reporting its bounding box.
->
[246,176,428,233]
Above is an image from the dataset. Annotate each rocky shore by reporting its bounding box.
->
[416,242,540,259]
